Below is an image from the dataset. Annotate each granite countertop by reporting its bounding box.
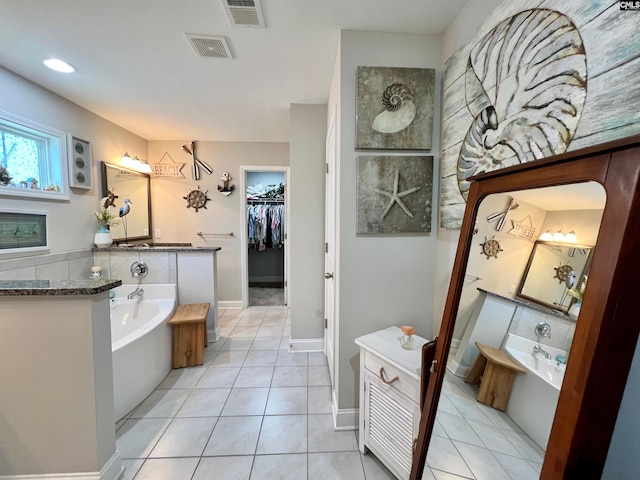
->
[478,288,569,319]
[0,279,122,296]
[93,246,221,252]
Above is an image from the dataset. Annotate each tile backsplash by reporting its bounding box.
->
[0,250,94,281]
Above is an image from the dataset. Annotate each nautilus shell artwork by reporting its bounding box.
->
[356,67,435,150]
[371,83,417,134]
[457,9,587,200]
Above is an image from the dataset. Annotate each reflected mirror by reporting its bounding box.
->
[101,162,151,242]
[418,181,606,477]
[517,241,593,313]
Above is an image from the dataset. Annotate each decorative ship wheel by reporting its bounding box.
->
[183,186,211,212]
[480,236,503,259]
[554,263,574,284]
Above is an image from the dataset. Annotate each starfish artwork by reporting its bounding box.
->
[357,155,433,234]
[372,169,421,219]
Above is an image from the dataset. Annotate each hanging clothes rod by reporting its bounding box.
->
[247,198,285,203]
[197,232,234,237]
[465,273,482,281]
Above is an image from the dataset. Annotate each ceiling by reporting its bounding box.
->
[511,183,607,211]
[0,0,469,143]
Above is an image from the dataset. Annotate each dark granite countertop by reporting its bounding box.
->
[93,245,221,253]
[0,279,122,296]
[478,288,569,319]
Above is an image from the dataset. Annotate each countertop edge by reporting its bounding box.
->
[0,279,122,296]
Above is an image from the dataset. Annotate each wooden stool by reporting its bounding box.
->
[168,303,210,368]
[464,341,526,411]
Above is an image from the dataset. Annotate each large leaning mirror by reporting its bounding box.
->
[101,162,152,243]
[412,138,640,479]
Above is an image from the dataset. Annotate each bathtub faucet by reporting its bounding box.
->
[127,287,144,300]
[533,344,552,360]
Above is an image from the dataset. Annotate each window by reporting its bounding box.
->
[0,109,69,200]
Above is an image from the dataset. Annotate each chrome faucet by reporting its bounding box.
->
[127,287,144,300]
[533,344,552,360]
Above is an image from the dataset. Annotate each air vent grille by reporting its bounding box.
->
[221,0,265,28]
[185,34,233,59]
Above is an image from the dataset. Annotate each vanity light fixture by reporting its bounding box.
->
[564,230,578,243]
[138,159,152,174]
[120,153,134,168]
[43,58,76,73]
[539,229,553,241]
[552,230,565,242]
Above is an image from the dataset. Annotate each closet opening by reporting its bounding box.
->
[240,166,289,308]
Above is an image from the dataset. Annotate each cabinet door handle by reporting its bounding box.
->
[379,367,399,385]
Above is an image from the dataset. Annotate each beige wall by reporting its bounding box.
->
[147,141,289,303]
[0,67,147,257]
[333,30,443,413]
[289,104,327,340]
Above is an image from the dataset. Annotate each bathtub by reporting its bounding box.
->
[110,284,177,420]
[504,333,567,450]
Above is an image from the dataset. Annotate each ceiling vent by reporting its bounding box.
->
[221,0,266,28]
[185,34,234,59]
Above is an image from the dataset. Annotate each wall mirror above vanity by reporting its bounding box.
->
[517,240,593,313]
[101,162,152,243]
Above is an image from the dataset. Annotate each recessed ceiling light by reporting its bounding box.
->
[43,58,76,73]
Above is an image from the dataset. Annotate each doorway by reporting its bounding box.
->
[240,166,290,309]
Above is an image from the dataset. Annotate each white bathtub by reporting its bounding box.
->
[110,284,177,420]
[504,333,567,450]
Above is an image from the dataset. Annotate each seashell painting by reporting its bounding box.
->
[356,67,435,150]
[456,8,587,200]
[371,83,417,134]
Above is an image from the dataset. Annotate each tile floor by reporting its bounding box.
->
[249,287,285,306]
[115,306,545,479]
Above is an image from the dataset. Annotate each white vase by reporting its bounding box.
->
[568,302,581,321]
[94,226,112,248]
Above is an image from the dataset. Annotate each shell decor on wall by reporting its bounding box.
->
[356,66,435,150]
[371,83,417,134]
[456,8,587,201]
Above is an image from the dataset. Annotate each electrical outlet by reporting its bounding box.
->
[143,228,149,236]
[509,284,516,294]
[154,229,161,239]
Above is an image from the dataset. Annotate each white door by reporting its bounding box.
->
[324,110,337,386]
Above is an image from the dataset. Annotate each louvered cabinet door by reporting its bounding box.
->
[363,370,420,480]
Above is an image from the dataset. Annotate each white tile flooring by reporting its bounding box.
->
[115,306,545,479]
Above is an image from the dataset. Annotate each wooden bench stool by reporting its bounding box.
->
[168,303,210,369]
[464,341,526,411]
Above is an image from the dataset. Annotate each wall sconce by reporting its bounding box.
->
[564,230,577,243]
[552,230,565,242]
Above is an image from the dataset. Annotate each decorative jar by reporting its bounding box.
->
[94,225,112,248]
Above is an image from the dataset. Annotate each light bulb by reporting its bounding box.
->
[552,230,565,242]
[540,230,553,241]
[564,230,577,243]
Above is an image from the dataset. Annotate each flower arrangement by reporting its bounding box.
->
[94,197,120,227]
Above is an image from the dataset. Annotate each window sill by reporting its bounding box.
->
[0,185,70,201]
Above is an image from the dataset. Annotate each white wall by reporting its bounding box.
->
[334,30,443,412]
[289,104,327,340]
[0,67,147,257]
[147,141,288,303]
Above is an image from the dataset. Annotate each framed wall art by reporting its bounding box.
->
[0,211,48,252]
[356,66,435,150]
[357,155,433,235]
[68,135,92,189]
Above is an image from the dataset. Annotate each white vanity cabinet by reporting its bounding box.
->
[356,327,427,480]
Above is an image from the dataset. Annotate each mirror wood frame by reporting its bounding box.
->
[101,162,152,243]
[411,135,640,479]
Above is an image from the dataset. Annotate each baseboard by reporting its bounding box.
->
[0,451,122,480]
[450,337,461,355]
[446,355,469,377]
[208,327,220,343]
[218,300,243,309]
[288,337,324,352]
[333,407,358,431]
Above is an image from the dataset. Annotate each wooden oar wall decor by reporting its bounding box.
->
[181,141,213,180]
